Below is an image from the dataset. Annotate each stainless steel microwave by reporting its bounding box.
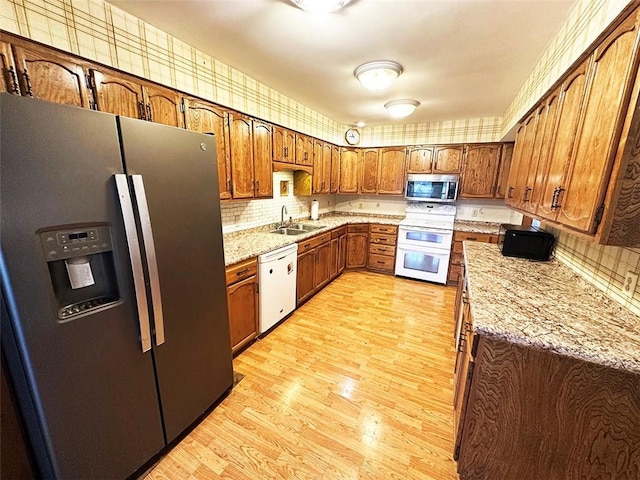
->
[405,174,460,203]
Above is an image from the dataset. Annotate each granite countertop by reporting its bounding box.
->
[454,220,502,235]
[223,213,403,266]
[463,241,640,374]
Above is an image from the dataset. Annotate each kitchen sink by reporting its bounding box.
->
[270,227,307,236]
[289,223,326,231]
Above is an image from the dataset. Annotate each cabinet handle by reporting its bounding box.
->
[138,101,146,120]
[255,180,259,193]
[146,103,153,122]
[522,186,532,203]
[236,268,249,276]
[7,66,19,94]
[507,186,514,199]
[551,186,560,209]
[22,68,33,97]
[284,146,288,157]
[376,260,385,264]
[554,187,565,209]
[304,244,311,250]
[466,237,478,241]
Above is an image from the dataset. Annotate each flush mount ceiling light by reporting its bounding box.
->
[291,0,350,14]
[354,61,403,92]
[384,99,420,119]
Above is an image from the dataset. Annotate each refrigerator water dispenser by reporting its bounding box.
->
[40,225,120,321]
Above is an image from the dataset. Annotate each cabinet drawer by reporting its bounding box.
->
[452,241,463,254]
[454,231,496,243]
[369,244,396,256]
[298,232,331,252]
[369,233,397,246]
[347,224,369,233]
[225,258,258,285]
[448,264,462,284]
[331,226,347,238]
[450,251,463,266]
[370,224,398,235]
[368,253,395,272]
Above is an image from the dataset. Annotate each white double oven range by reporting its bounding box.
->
[395,203,456,285]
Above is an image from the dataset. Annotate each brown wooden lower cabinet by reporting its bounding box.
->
[367,224,397,274]
[329,226,347,280]
[225,257,258,355]
[448,231,498,286]
[296,230,332,306]
[346,224,368,268]
[454,269,640,478]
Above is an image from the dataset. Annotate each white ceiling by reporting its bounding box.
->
[109,0,576,127]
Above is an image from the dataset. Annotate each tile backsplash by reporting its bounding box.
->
[545,226,640,317]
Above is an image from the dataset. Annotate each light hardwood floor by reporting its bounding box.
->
[145,271,460,479]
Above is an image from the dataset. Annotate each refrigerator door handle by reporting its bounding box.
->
[114,174,152,352]
[131,175,165,346]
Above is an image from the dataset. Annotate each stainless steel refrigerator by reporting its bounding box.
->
[0,94,234,479]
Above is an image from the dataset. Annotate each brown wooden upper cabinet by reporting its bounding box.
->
[252,119,274,198]
[505,5,640,245]
[407,145,434,173]
[313,140,332,194]
[273,126,295,164]
[12,43,91,108]
[295,133,314,166]
[0,41,19,94]
[90,68,183,127]
[183,97,232,200]
[361,148,380,194]
[338,147,361,193]
[459,144,502,198]
[378,147,406,195]
[433,145,463,173]
[495,143,514,199]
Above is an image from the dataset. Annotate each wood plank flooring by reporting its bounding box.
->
[145,271,460,480]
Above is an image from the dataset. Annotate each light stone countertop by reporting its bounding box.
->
[463,241,640,374]
[454,221,502,235]
[222,214,403,266]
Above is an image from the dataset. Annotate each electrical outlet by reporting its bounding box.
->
[623,271,638,297]
[359,202,363,209]
[472,208,479,217]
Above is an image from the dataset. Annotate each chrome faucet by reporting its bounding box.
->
[280,205,288,228]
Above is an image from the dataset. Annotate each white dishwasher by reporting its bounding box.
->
[258,243,298,334]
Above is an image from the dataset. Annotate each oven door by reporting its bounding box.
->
[394,245,451,284]
[397,226,453,250]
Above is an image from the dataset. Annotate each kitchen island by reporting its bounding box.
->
[455,242,640,479]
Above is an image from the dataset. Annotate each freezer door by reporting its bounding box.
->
[118,117,233,442]
[0,95,165,478]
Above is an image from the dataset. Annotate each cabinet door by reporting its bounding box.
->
[253,120,273,198]
[0,41,19,94]
[13,44,90,107]
[314,242,331,290]
[537,60,589,220]
[143,83,184,128]
[226,275,258,353]
[330,145,340,193]
[460,144,501,198]
[229,114,254,199]
[361,148,380,194]
[90,69,145,118]
[297,249,316,305]
[329,237,339,280]
[507,113,538,209]
[312,140,324,193]
[407,146,434,173]
[378,147,406,195]
[295,134,313,166]
[560,13,640,232]
[495,143,513,199]
[273,126,295,163]
[346,233,368,268]
[530,90,561,212]
[339,148,361,193]
[433,146,463,173]
[338,234,347,274]
[183,98,231,200]
[321,142,332,193]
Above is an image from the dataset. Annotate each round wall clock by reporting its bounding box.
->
[345,128,361,145]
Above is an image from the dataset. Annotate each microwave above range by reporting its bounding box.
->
[405,174,459,203]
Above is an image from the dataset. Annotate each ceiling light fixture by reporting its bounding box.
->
[291,0,350,14]
[354,61,403,91]
[384,99,420,119]
[355,121,366,128]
